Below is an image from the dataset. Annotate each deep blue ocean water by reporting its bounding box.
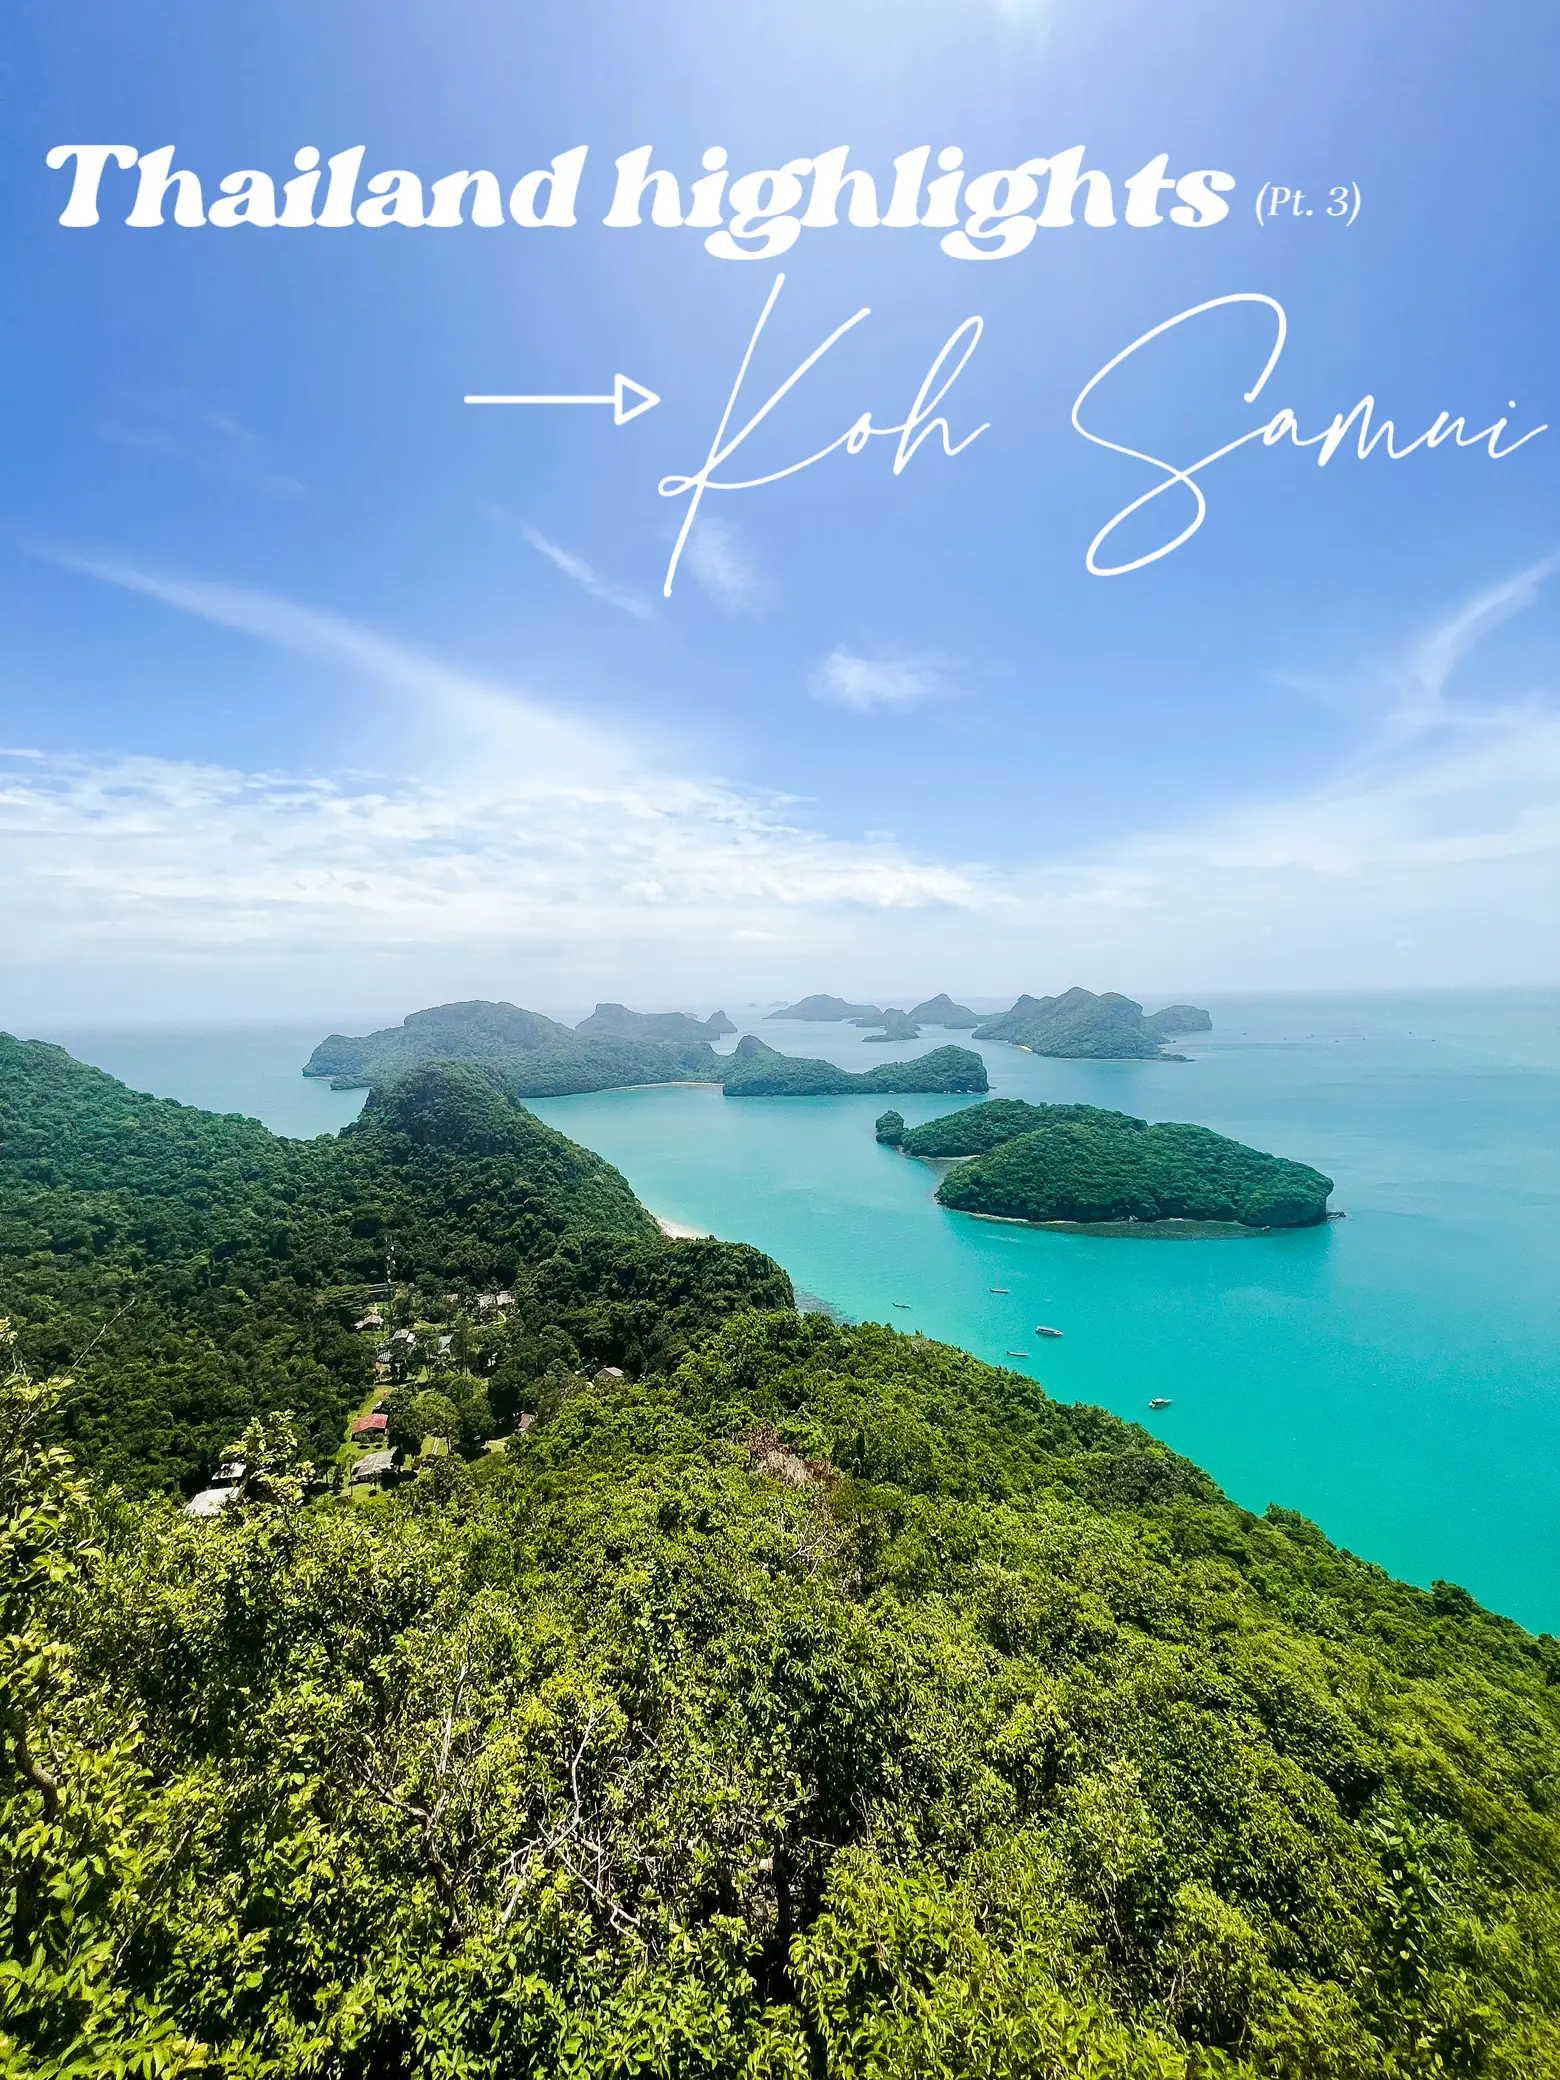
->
[27,991,1560,1633]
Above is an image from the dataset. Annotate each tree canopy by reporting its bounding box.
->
[0,1039,784,1493]
[900,1098,1136,1159]
[7,1310,1560,2076]
[901,1099,1333,1229]
[4,1038,1558,2079]
[721,1038,988,1097]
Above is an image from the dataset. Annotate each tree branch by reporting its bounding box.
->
[12,1723,61,1822]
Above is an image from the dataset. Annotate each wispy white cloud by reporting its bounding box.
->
[49,552,632,784]
[0,559,986,1017]
[97,398,305,497]
[1382,549,1560,744]
[521,527,653,620]
[3,554,1557,1021]
[1013,700,1560,985]
[969,566,1560,987]
[812,648,947,713]
[0,747,987,1021]
[683,517,769,611]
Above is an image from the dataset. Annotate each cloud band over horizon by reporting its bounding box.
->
[2,555,1557,1022]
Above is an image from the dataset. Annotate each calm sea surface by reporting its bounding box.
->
[28,993,1560,1633]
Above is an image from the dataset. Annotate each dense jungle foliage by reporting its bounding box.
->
[720,1038,989,1097]
[7,1036,1560,2079]
[928,1105,1334,1229]
[9,1309,1560,2077]
[0,1038,784,1493]
[898,1099,1143,1159]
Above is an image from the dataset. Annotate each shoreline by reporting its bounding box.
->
[542,1078,723,1095]
[961,1210,1273,1241]
[1005,1045,1193,1062]
[653,1214,848,1327]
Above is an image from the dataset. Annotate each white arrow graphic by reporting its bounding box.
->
[463,372,660,425]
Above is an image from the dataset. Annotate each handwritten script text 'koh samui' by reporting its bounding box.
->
[651,280,1544,593]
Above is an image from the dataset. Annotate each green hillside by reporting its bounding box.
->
[6,1043,1560,2079]
[0,1038,782,1492]
[9,1310,1560,2076]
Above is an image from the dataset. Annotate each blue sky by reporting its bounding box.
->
[3,0,1558,1022]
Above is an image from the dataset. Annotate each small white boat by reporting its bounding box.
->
[1035,1325,1063,1338]
[1147,1397,1172,1410]
[892,1302,911,1309]
[1005,1349,1030,1357]
[989,1287,1009,1295]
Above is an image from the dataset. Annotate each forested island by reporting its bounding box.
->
[973,986,1212,1058]
[766,993,883,1021]
[889,1097,1333,1228]
[720,1035,988,1096]
[305,998,737,1094]
[573,1001,736,1044]
[5,1031,1560,2073]
[770,992,979,1030]
[856,1009,922,1042]
[850,1002,980,1042]
[908,992,981,1027]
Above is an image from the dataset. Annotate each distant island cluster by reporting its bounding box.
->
[304,998,991,1099]
[304,985,1214,1103]
[768,987,1210,1058]
[293,987,1339,1236]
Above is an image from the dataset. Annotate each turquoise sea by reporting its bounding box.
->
[27,992,1560,1633]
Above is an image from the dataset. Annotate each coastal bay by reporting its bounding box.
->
[37,991,1560,1631]
[524,995,1560,1633]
